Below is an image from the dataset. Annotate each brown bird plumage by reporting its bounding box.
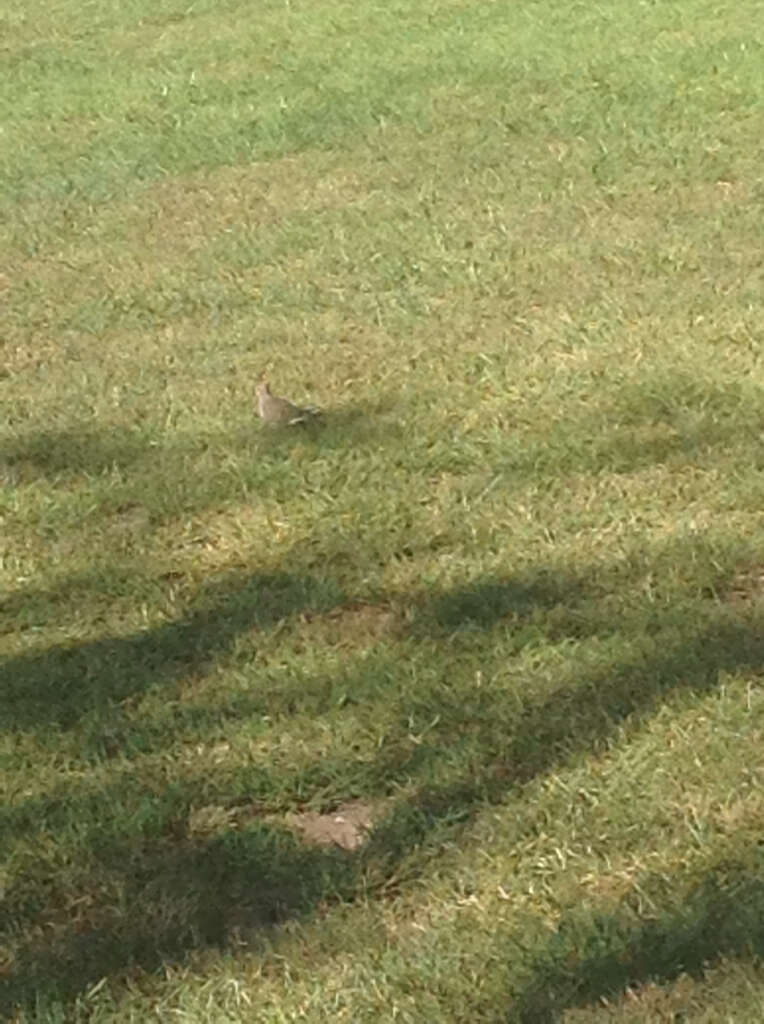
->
[256,381,319,425]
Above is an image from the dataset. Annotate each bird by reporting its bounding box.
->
[256,381,320,425]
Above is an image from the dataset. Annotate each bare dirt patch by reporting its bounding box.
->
[286,800,379,851]
[188,799,381,852]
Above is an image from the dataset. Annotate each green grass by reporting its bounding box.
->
[2,0,764,1020]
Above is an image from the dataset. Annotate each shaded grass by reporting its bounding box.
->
[1,544,762,1015]
[512,850,764,1023]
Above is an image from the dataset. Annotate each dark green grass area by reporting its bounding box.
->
[2,533,763,1017]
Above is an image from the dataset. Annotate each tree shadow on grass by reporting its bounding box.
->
[1,427,144,480]
[490,367,764,482]
[508,849,764,1023]
[427,573,579,630]
[0,569,344,732]
[2,553,763,1016]
[365,605,764,869]
[0,424,259,530]
[0,819,358,1017]
[1,405,401,487]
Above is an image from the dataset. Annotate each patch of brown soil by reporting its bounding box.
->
[286,800,378,851]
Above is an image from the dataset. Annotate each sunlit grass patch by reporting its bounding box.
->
[2,0,764,1019]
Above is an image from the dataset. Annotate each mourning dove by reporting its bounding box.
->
[256,381,319,425]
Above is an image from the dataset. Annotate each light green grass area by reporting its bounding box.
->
[2,0,764,1019]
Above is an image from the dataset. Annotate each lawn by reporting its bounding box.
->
[2,0,764,1019]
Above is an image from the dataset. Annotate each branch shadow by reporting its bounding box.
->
[0,569,344,731]
[508,849,764,1023]
[424,569,593,632]
[0,819,358,1016]
[1,403,401,486]
[365,605,764,869]
[2,549,762,1017]
[323,538,763,862]
[444,370,764,484]
[0,427,152,479]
